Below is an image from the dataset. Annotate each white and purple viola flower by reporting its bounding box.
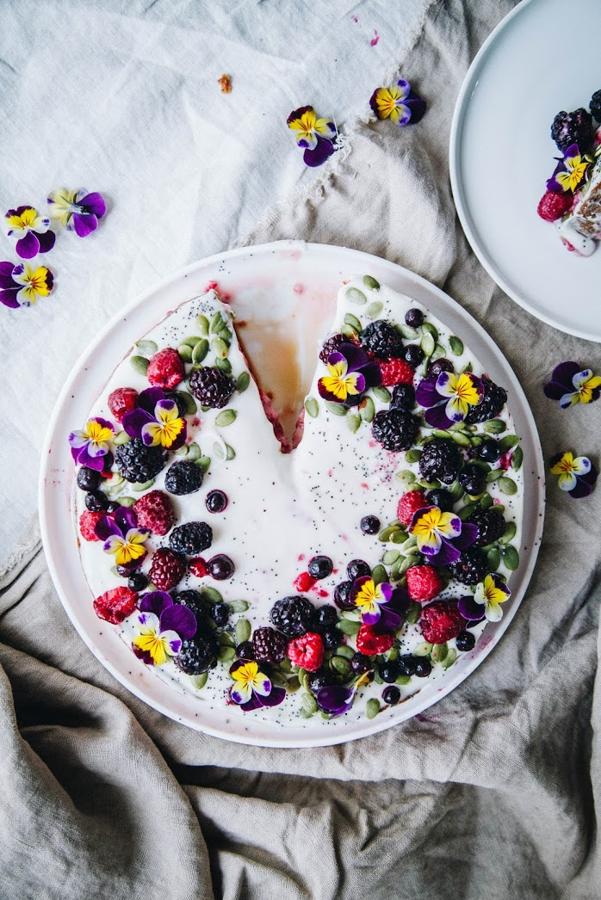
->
[69,416,114,471]
[4,206,56,259]
[132,591,197,666]
[410,505,478,567]
[416,370,483,429]
[95,505,149,569]
[350,576,406,630]
[122,387,187,450]
[47,188,106,237]
[287,105,338,168]
[544,361,601,408]
[0,260,54,308]
[228,659,286,711]
[318,342,380,405]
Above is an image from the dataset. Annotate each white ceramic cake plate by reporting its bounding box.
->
[39,241,545,748]
[450,0,601,341]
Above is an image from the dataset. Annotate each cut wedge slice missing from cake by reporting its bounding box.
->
[71,275,524,726]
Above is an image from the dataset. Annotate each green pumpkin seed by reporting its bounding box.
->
[113,431,130,446]
[196,314,209,335]
[372,564,388,585]
[336,645,355,660]
[483,419,506,434]
[486,469,504,482]
[379,524,400,542]
[366,301,384,319]
[211,337,229,359]
[285,676,300,693]
[406,603,421,625]
[479,493,493,509]
[209,311,223,334]
[382,550,401,566]
[178,343,193,362]
[459,501,479,520]
[201,587,223,604]
[346,286,367,306]
[186,442,201,461]
[190,338,208,364]
[337,619,361,636]
[196,455,211,473]
[498,476,517,495]
[304,396,319,418]
[498,434,520,453]
[362,274,380,290]
[372,386,391,402]
[346,413,361,433]
[500,521,517,544]
[448,480,464,500]
[189,672,208,690]
[360,396,375,423]
[462,362,474,374]
[511,445,523,470]
[420,331,436,356]
[215,409,237,427]
[449,430,472,447]
[331,656,352,677]
[235,618,251,645]
[431,343,447,362]
[182,334,204,347]
[395,674,411,686]
[431,643,448,663]
[130,355,149,375]
[401,325,419,340]
[390,530,410,545]
[135,339,158,356]
[366,698,381,719]
[405,448,422,464]
[218,631,235,647]
[486,546,501,571]
[502,545,520,570]
[341,324,359,339]
[302,693,318,715]
[214,358,232,374]
[217,646,235,663]
[325,401,347,417]
[449,336,464,356]
[344,312,363,332]
[174,390,198,415]
[132,478,155,492]
[237,371,251,393]
[395,469,416,486]
[118,496,136,507]
[228,600,250,613]
[414,641,433,657]
[442,648,458,669]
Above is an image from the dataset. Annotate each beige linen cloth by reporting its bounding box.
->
[1,2,600,897]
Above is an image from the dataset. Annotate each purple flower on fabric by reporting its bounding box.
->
[123,387,187,449]
[457,594,485,624]
[0,260,54,308]
[4,206,56,259]
[543,361,601,408]
[546,144,590,194]
[95,505,150,569]
[69,416,114,471]
[47,188,107,237]
[228,659,286,711]
[369,79,426,126]
[287,106,338,167]
[550,451,598,498]
[132,591,198,666]
[318,342,381,405]
[409,505,479,566]
[416,371,483,429]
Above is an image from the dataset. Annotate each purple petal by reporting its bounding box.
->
[303,136,335,168]
[79,192,106,218]
[424,404,455,430]
[139,590,174,616]
[123,407,154,439]
[95,515,122,541]
[36,229,56,253]
[75,446,106,470]
[415,376,440,409]
[0,288,20,308]
[316,685,354,716]
[360,361,382,387]
[160,604,197,639]
[405,94,426,125]
[379,605,403,631]
[0,261,16,288]
[550,361,581,388]
[256,686,286,707]
[362,609,382,625]
[238,693,264,712]
[453,521,479,550]
[378,582,393,602]
[337,343,371,372]
[73,212,98,238]
[15,231,39,259]
[115,505,138,533]
[428,539,461,567]
[138,387,168,412]
[457,594,485,622]
[544,380,570,400]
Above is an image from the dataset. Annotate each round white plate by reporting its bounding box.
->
[450,0,601,341]
[39,241,545,747]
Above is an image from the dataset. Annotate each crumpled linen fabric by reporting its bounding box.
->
[1,0,601,898]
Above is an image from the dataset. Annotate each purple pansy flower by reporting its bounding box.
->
[457,593,485,624]
[416,370,483,429]
[287,106,338,167]
[546,144,590,194]
[409,505,479,567]
[69,416,114,471]
[132,591,198,666]
[95,505,150,569]
[544,361,601,408]
[47,188,107,237]
[0,260,54,308]
[228,658,286,711]
[4,206,56,259]
[350,576,407,630]
[550,451,598,498]
[123,387,187,450]
[369,79,426,126]
[318,342,381,405]
[316,671,373,717]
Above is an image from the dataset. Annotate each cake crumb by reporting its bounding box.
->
[218,73,232,94]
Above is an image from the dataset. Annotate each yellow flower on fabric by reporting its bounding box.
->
[10,263,54,305]
[410,506,462,554]
[550,451,592,492]
[46,189,79,226]
[287,106,337,151]
[369,79,426,127]
[474,574,511,623]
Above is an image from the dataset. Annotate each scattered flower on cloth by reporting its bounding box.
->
[547,144,590,193]
[410,505,479,566]
[350,576,404,630]
[132,591,197,666]
[544,361,601,408]
[68,416,114,470]
[315,671,372,716]
[369,78,426,126]
[228,659,286,711]
[47,188,106,237]
[95,505,149,568]
[473,573,511,622]
[318,342,380,404]
[123,387,186,449]
[0,260,54,308]
[287,105,338,167]
[550,450,598,498]
[4,206,55,258]
[416,370,482,429]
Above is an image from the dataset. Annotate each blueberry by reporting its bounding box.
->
[128,572,149,591]
[426,488,455,512]
[390,384,415,410]
[459,464,487,496]
[360,515,380,535]
[312,605,338,630]
[85,490,109,512]
[205,489,228,513]
[428,358,454,377]
[478,440,502,463]
[456,630,475,652]
[397,655,418,677]
[405,308,424,328]
[403,344,424,367]
[379,661,401,683]
[351,652,372,675]
[77,466,101,492]
[207,554,235,580]
[322,628,339,650]
[309,670,331,692]
[308,555,333,579]
[105,501,120,513]
[414,658,432,678]
[334,580,355,610]
[209,602,230,628]
[116,564,135,577]
[382,685,401,705]
[347,559,371,580]
[236,640,254,659]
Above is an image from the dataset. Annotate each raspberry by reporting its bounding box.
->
[269,596,315,637]
[420,600,464,644]
[287,632,324,671]
[149,548,186,590]
[537,190,572,222]
[355,625,394,656]
[319,333,356,363]
[464,377,507,424]
[169,522,212,555]
[378,358,414,387]
[93,587,138,624]
[188,366,235,408]
[165,461,204,495]
[419,438,462,484]
[115,439,166,483]
[252,627,287,663]
[550,108,594,152]
[147,348,185,389]
[294,572,316,592]
[189,557,209,578]
[108,387,138,423]
[360,320,404,359]
[372,408,418,452]
[406,565,443,602]
[133,490,175,535]
[397,489,427,527]
[79,510,103,541]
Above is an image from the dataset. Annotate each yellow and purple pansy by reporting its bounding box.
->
[547,144,591,194]
[369,78,426,126]
[0,260,54,308]
[122,387,187,450]
[416,370,483,429]
[350,576,405,630]
[4,206,56,258]
[47,188,107,238]
[473,573,511,623]
[550,451,598,498]
[95,506,150,569]
[287,105,337,167]
[132,591,198,666]
[228,659,286,711]
[410,504,478,566]
[544,361,601,408]
[315,671,372,716]
[69,416,114,471]
[318,343,381,405]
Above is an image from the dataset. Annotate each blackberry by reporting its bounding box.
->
[236,640,255,659]
[85,490,108,512]
[269,596,314,637]
[174,589,209,620]
[321,628,339,650]
[405,308,424,328]
[308,555,333,579]
[390,383,415,410]
[414,658,432,678]
[175,634,218,674]
[382,685,401,705]
[379,661,401,683]
[351,653,372,675]
[207,554,235,580]
[205,489,228,513]
[465,377,507,424]
[252,626,287,663]
[312,605,338,631]
[77,467,101,492]
[188,366,235,409]
[478,440,502,463]
[397,655,418,677]
[334,580,354,610]
[360,515,380,535]
[426,488,454,512]
[115,439,166,483]
[128,572,148,592]
[208,602,230,628]
[359,320,404,359]
[319,333,348,364]
[550,108,594,152]
[456,630,475,652]
[165,461,204,495]
[403,344,424,367]
[591,90,601,123]
[419,438,462,484]
[347,559,371,580]
[458,463,487,496]
[448,548,490,585]
[169,522,213,555]
[372,408,418,452]
[467,508,506,547]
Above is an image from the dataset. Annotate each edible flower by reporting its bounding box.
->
[416,370,482,429]
[318,342,380,405]
[4,206,55,258]
[287,105,337,167]
[132,590,197,666]
[473,573,511,622]
[544,360,601,408]
[47,188,106,237]
[228,659,286,711]
[95,506,149,568]
[457,593,485,625]
[409,505,478,566]
[122,387,187,450]
[0,260,54,308]
[69,416,114,470]
[369,79,426,126]
[547,144,590,193]
[315,671,372,717]
[350,577,405,630]
[550,451,598,498]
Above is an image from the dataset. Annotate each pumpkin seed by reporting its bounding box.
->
[486,546,501,570]
[237,371,250,393]
[421,321,438,340]
[201,587,223,604]
[405,448,422,464]
[331,656,352,677]
[228,600,250,613]
[511,445,523,470]
[286,676,300,693]
[431,343,447,362]
[301,693,318,715]
[215,408,237,427]
[448,480,464,499]
[113,431,130,446]
[395,674,411,686]
[372,564,388,585]
[459,501,479,520]
[498,434,520,453]
[372,386,391,402]
[442,648,458,670]
[449,430,471,447]
[406,603,421,625]
[211,337,229,359]
[344,312,363,332]
[196,455,211,473]
[346,287,367,305]
[337,619,361,636]
[479,493,493,509]
[502,545,520,570]
[214,357,232,374]
[218,631,235,647]
[498,476,517,495]
[190,338,209,364]
[449,336,464,356]
[363,274,380,290]
[189,672,208,690]
[366,301,384,319]
[135,339,158,356]
[420,331,436,356]
[196,314,209,335]
[325,401,347,417]
[341,324,359,339]
[500,521,517,544]
[360,396,375,423]
[118,496,136,507]
[400,325,419,340]
[235,618,251,645]
[304,396,319,418]
[431,643,448,663]
[346,414,361,433]
[396,469,416,486]
[217,646,235,663]
[378,524,401,542]
[186,442,201,461]
[225,443,236,460]
[182,334,204,347]
[209,311,223,334]
[366,698,381,719]
[178,343,193,362]
[130,355,149,375]
[174,390,198,415]
[336,645,355,660]
[486,469,504,482]
[414,641,433,657]
[391,530,410,545]
[132,478,155,492]
[382,550,401,566]
[483,419,506,434]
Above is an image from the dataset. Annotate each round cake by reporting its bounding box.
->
[70,274,524,726]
